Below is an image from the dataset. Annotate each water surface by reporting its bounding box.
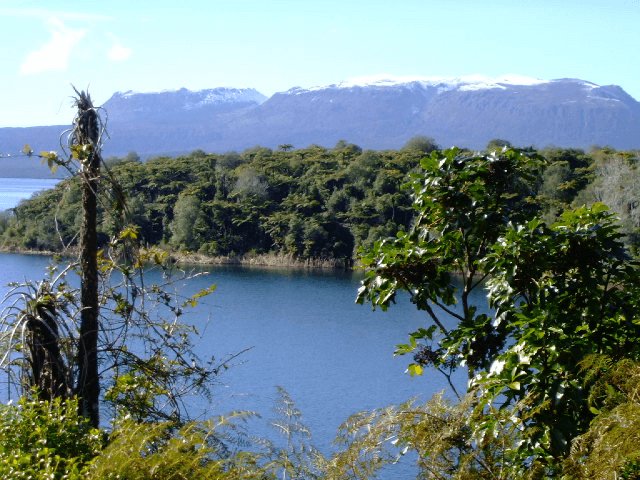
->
[0,252,478,476]
[0,177,60,211]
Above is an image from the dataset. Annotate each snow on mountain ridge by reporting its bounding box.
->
[115,87,266,106]
[343,74,550,89]
[282,75,599,95]
[185,88,267,109]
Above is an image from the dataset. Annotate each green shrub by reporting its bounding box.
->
[0,395,102,480]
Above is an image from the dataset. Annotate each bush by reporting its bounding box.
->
[0,395,102,480]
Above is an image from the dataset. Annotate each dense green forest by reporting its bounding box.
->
[2,139,640,265]
[0,142,421,264]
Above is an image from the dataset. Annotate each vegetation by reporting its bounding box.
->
[0,92,237,480]
[358,146,640,477]
[358,147,545,385]
[0,144,422,264]
[0,396,101,479]
[2,142,640,268]
[2,134,640,477]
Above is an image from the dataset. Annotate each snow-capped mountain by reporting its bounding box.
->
[292,74,552,93]
[1,76,639,176]
[225,76,639,152]
[104,87,266,122]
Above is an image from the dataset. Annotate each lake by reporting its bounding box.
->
[0,251,478,476]
[0,177,60,211]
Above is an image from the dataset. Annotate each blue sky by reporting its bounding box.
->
[1,0,639,127]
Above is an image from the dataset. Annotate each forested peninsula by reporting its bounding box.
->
[1,139,639,265]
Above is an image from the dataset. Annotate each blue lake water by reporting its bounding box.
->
[0,251,479,477]
[0,177,60,211]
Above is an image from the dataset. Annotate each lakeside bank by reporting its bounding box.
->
[0,245,356,271]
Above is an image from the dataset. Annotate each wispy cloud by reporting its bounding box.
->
[107,38,132,62]
[19,17,87,75]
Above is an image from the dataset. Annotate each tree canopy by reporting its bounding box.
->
[0,145,425,264]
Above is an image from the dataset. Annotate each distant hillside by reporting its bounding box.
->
[1,77,639,176]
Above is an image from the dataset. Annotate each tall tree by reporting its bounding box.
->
[477,205,640,465]
[0,90,222,427]
[73,90,102,427]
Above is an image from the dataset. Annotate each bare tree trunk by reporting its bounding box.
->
[73,90,101,428]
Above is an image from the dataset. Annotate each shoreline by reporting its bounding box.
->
[0,246,356,271]
[170,251,354,270]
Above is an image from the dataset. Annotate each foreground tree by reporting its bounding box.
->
[358,147,640,473]
[358,147,544,385]
[0,90,222,427]
[74,90,101,426]
[477,205,640,472]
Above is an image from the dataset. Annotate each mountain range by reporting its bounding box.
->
[1,76,639,177]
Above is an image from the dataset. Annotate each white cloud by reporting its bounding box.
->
[20,17,87,75]
[107,39,132,62]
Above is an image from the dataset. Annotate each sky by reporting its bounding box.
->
[0,0,639,127]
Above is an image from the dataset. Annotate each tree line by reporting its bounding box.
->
[0,142,421,264]
[2,138,640,265]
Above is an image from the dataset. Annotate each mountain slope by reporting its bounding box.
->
[232,77,640,150]
[0,77,638,171]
